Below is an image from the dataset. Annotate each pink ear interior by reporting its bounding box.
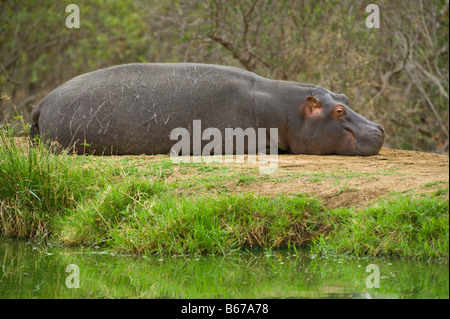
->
[304,96,322,118]
[309,107,322,116]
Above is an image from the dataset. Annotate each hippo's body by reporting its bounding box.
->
[30,63,384,156]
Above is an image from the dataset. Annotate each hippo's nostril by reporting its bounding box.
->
[376,125,385,134]
[373,124,385,137]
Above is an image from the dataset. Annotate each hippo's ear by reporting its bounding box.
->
[303,96,322,118]
[306,96,320,107]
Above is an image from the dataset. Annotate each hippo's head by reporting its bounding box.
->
[288,87,385,156]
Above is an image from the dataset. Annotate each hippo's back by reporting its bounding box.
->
[35,63,268,154]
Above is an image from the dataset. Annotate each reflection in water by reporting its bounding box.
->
[0,240,448,298]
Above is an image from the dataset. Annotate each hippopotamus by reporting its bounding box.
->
[30,63,384,156]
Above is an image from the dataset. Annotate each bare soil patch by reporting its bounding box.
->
[161,147,449,209]
[239,147,449,208]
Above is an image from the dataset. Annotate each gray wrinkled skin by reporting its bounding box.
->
[31,63,385,156]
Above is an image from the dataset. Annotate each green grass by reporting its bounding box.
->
[0,121,97,239]
[0,121,448,260]
[310,194,449,260]
[55,191,324,255]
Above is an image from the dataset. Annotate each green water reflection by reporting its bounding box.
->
[0,240,448,298]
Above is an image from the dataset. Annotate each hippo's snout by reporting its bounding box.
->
[355,122,385,156]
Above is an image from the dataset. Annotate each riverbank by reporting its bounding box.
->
[0,126,448,260]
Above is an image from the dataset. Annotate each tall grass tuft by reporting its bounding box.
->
[0,118,93,239]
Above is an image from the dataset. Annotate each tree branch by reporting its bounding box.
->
[0,64,21,85]
[406,63,449,139]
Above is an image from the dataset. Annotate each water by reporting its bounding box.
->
[0,240,448,299]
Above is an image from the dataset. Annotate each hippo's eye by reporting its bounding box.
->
[333,106,346,118]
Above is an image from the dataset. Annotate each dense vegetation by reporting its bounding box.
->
[1,0,449,153]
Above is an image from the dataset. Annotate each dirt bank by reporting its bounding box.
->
[228,147,448,208]
[175,148,449,208]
